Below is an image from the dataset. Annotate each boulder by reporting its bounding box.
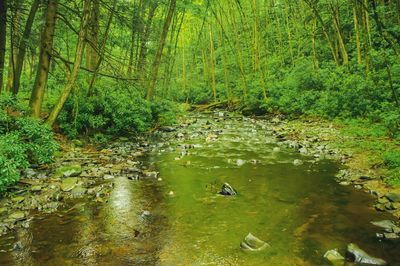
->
[219,183,237,196]
[240,233,269,251]
[346,243,387,265]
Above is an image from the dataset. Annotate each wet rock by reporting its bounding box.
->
[377,232,400,240]
[219,183,237,196]
[293,159,303,166]
[0,208,7,216]
[8,211,26,221]
[346,243,387,265]
[12,241,23,251]
[374,204,386,212]
[57,165,82,178]
[61,177,78,192]
[31,185,42,192]
[240,233,269,251]
[273,147,280,152]
[299,147,308,154]
[143,171,158,178]
[371,220,400,233]
[71,186,87,198]
[236,159,245,166]
[324,249,345,265]
[160,126,176,132]
[103,174,114,180]
[385,192,400,203]
[11,196,25,203]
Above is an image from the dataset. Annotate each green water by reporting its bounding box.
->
[0,114,398,265]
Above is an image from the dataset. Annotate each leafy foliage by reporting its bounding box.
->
[0,94,58,191]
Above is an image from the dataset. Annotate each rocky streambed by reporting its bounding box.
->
[0,112,399,265]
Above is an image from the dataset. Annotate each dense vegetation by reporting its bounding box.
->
[0,0,399,190]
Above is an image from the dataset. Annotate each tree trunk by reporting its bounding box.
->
[0,0,7,93]
[13,0,40,95]
[85,0,99,81]
[209,24,217,102]
[29,0,58,118]
[5,2,20,93]
[47,0,91,126]
[146,0,176,100]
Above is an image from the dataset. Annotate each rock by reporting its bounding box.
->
[346,243,387,265]
[371,220,400,233]
[219,183,237,196]
[324,249,345,265]
[236,159,245,166]
[143,171,158,178]
[31,185,42,192]
[57,165,82,178]
[103,174,115,180]
[0,208,7,216]
[374,204,386,212]
[168,191,174,196]
[299,147,308,154]
[11,196,25,203]
[383,233,399,239]
[177,133,184,138]
[160,126,176,132]
[377,197,389,204]
[273,147,280,152]
[8,211,26,221]
[60,177,78,192]
[385,192,400,203]
[293,159,303,166]
[71,186,87,197]
[240,233,269,251]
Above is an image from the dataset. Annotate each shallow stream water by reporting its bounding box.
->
[0,114,399,265]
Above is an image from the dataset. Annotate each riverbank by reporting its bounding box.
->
[0,136,154,238]
[266,115,400,220]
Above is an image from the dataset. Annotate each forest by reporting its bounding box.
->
[0,0,400,265]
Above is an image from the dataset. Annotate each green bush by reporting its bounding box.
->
[58,89,181,138]
[0,93,58,192]
[384,151,400,169]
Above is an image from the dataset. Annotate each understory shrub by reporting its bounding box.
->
[58,89,181,138]
[0,93,58,191]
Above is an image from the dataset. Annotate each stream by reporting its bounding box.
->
[0,113,399,265]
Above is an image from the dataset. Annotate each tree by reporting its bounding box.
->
[0,0,7,93]
[29,0,58,118]
[146,0,177,100]
[47,0,91,126]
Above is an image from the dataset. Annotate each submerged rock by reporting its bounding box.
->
[219,183,237,196]
[240,233,269,251]
[346,243,387,265]
[293,159,303,166]
[324,249,345,265]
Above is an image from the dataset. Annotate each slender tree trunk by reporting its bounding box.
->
[86,0,99,81]
[29,0,58,118]
[6,2,20,93]
[136,2,157,72]
[331,4,348,65]
[0,0,7,93]
[87,0,115,96]
[13,0,40,95]
[209,24,217,102]
[146,0,176,100]
[353,4,362,64]
[47,0,91,126]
